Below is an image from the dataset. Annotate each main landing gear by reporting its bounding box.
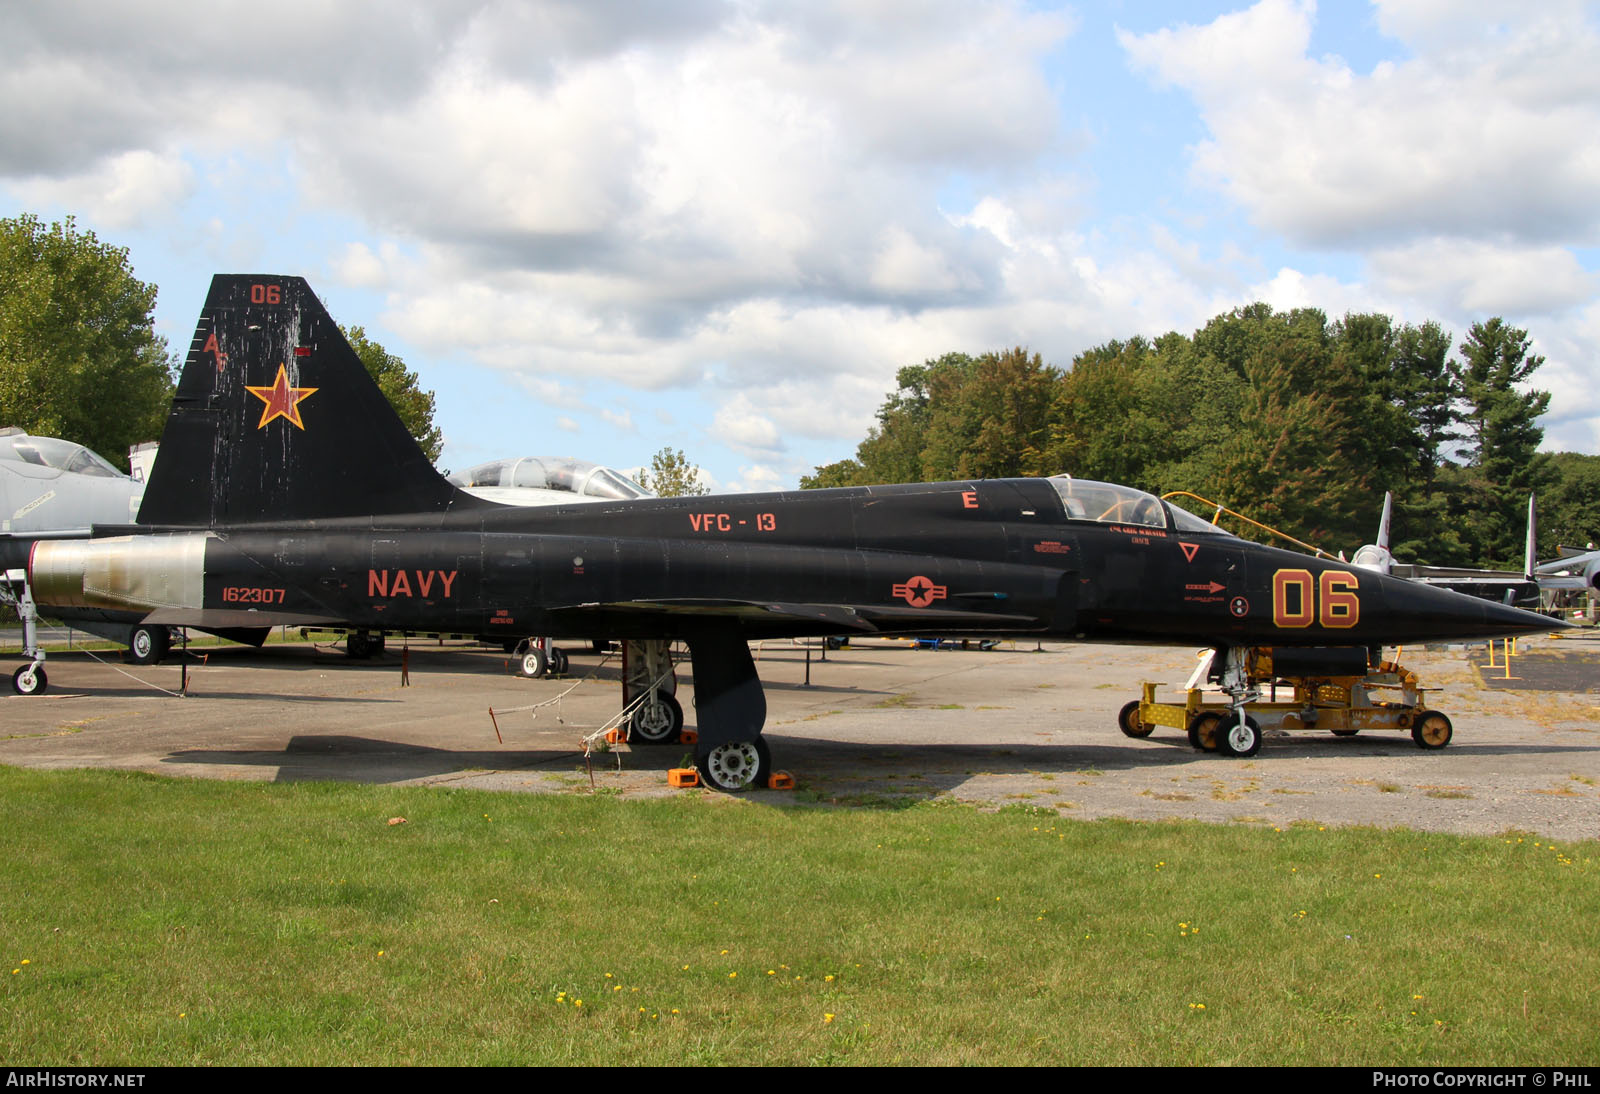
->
[612,629,771,792]
[513,637,569,678]
[509,631,774,792]
[1120,646,1453,756]
[345,629,386,659]
[128,624,171,666]
[696,738,773,793]
[618,639,685,744]
[680,628,772,792]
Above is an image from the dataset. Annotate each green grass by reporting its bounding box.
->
[1,766,1595,1066]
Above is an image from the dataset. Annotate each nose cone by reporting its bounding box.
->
[1374,573,1570,643]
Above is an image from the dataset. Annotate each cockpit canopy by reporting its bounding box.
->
[447,457,652,502]
[0,429,126,479]
[1047,474,1230,535]
[1048,475,1167,528]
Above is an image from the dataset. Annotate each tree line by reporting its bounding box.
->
[803,305,1598,569]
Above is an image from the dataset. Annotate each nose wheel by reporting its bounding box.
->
[1216,710,1262,757]
[11,663,47,696]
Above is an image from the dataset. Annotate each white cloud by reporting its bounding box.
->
[1369,239,1598,316]
[1239,267,1357,316]
[330,241,404,290]
[600,408,635,432]
[1516,297,1600,453]
[711,395,784,456]
[10,149,193,230]
[1119,0,1600,249]
[515,375,588,410]
[725,463,784,493]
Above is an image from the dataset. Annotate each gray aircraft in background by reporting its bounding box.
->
[0,429,177,664]
[1349,491,1541,607]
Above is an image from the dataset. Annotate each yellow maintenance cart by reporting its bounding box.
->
[1116,647,1454,756]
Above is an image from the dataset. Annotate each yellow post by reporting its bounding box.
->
[1500,638,1520,681]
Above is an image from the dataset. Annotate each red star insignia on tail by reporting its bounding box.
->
[246,364,318,430]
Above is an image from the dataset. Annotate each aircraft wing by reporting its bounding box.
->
[1536,550,1600,575]
[549,597,1054,634]
[140,607,347,628]
[1533,550,1600,593]
[1390,564,1530,586]
[1536,575,1593,592]
[1385,563,1539,606]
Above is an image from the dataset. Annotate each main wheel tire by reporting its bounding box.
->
[1217,712,1263,757]
[1117,699,1154,738]
[1411,710,1453,750]
[696,738,772,793]
[128,625,170,666]
[1331,728,1359,737]
[1187,711,1223,752]
[371,632,386,656]
[347,631,372,659]
[520,646,548,678]
[11,664,46,696]
[548,647,569,675]
[628,692,684,744]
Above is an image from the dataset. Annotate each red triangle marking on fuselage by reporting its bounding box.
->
[1179,542,1200,563]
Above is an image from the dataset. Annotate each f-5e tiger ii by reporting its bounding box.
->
[21,276,1563,788]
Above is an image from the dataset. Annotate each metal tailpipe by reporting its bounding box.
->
[29,535,208,613]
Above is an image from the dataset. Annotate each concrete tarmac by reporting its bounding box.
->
[2,636,1597,839]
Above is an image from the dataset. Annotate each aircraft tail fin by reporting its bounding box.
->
[1377,491,1393,552]
[1525,494,1537,581]
[138,276,476,526]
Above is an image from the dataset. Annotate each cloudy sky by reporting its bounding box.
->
[4,0,1597,492]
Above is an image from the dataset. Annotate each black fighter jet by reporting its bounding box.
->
[22,276,1562,788]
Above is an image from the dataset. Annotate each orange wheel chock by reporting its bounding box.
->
[668,768,701,789]
[680,729,699,744]
[767,771,796,791]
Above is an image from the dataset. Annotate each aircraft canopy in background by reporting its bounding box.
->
[448,457,652,506]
